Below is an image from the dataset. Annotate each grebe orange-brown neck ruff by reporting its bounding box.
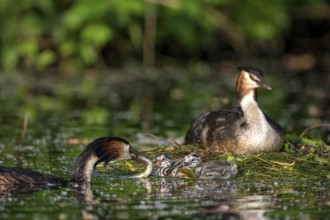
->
[184,66,284,154]
[0,137,152,188]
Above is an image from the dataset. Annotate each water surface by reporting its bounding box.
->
[0,121,329,220]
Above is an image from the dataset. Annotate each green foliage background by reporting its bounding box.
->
[0,0,328,142]
[1,0,327,73]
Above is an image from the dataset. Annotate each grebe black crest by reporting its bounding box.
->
[0,137,152,189]
[184,153,238,180]
[185,66,284,154]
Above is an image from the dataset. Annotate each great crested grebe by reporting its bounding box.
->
[0,137,152,187]
[185,66,284,154]
[183,153,238,180]
[152,155,184,177]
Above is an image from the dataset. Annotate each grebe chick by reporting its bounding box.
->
[152,155,184,177]
[184,153,238,180]
[185,66,284,154]
[0,137,152,187]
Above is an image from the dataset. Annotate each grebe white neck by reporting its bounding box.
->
[240,89,258,112]
[83,154,99,183]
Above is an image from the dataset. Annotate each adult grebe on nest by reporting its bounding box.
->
[185,66,284,154]
[0,137,153,188]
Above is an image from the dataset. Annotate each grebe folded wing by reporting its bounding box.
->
[185,107,245,147]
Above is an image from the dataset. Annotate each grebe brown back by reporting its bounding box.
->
[0,137,152,187]
[185,66,284,154]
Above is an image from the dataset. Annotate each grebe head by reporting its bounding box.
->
[183,153,201,168]
[155,154,172,168]
[72,137,151,183]
[236,66,272,102]
[237,66,272,90]
[90,137,150,165]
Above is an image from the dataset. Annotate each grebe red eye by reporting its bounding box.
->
[249,74,255,79]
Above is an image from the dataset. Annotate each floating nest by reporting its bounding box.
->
[100,134,329,181]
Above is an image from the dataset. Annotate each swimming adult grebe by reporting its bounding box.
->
[185,66,284,154]
[183,153,238,179]
[0,137,152,187]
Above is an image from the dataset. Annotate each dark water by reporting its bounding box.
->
[0,65,329,219]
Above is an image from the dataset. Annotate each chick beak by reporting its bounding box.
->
[129,146,150,164]
[256,79,272,90]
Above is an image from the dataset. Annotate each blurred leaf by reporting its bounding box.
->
[79,44,96,65]
[36,50,56,70]
[59,41,75,58]
[111,0,144,26]
[1,47,19,72]
[20,13,44,36]
[235,0,288,42]
[19,40,38,58]
[81,23,113,47]
[63,0,110,29]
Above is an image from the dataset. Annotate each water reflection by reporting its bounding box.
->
[1,175,329,219]
[72,183,98,204]
[88,178,273,220]
[202,195,273,220]
[184,180,272,220]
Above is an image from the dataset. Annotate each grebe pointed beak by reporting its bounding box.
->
[136,154,152,164]
[256,79,272,90]
[128,146,150,164]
